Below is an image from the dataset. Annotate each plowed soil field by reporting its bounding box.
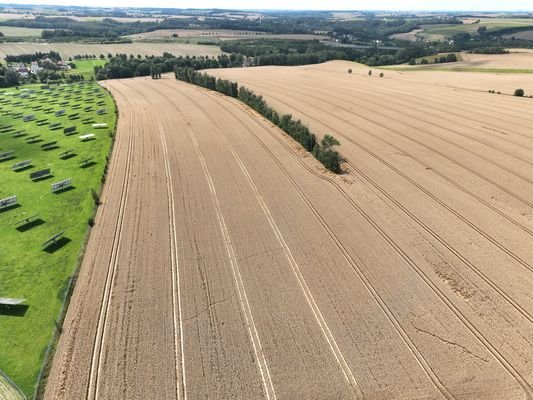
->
[44,61,533,399]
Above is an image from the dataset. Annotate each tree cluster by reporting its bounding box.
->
[0,64,19,87]
[470,47,508,54]
[174,67,342,173]
[94,53,246,80]
[150,66,162,79]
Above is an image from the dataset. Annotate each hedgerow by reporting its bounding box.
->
[175,67,343,173]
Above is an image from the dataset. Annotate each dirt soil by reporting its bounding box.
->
[44,64,533,399]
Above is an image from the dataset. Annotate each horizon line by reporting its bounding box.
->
[1,3,533,12]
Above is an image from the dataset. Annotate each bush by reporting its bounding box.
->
[348,69,352,74]
[420,58,428,65]
[379,72,384,78]
[91,189,100,205]
[446,53,458,62]
[368,70,372,76]
[514,88,525,97]
[313,135,342,173]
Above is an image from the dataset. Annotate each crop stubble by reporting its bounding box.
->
[45,64,533,399]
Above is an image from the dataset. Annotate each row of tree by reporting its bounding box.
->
[5,51,62,63]
[174,67,342,173]
[94,53,246,80]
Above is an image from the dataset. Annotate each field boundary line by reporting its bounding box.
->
[36,82,119,400]
[86,82,136,400]
[1,368,27,400]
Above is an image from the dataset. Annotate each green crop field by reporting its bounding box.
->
[419,18,533,40]
[0,81,116,397]
[66,59,106,79]
[0,26,44,37]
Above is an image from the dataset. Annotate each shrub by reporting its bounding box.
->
[348,69,352,74]
[313,135,342,173]
[368,70,372,76]
[379,72,384,78]
[446,53,458,62]
[514,88,525,97]
[91,189,100,205]
[420,58,429,65]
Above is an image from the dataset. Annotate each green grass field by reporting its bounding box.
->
[0,81,116,397]
[419,18,533,40]
[66,59,106,79]
[0,26,44,37]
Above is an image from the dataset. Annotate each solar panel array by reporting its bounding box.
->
[41,141,58,149]
[30,168,51,180]
[42,230,65,249]
[11,160,31,170]
[0,195,17,210]
[59,149,74,158]
[51,178,72,192]
[0,150,15,160]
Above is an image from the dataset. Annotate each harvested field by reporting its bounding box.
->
[208,61,533,398]
[396,49,533,73]
[504,30,533,40]
[389,28,422,41]
[0,13,34,21]
[369,59,533,92]
[0,372,24,400]
[43,60,533,399]
[0,26,43,36]
[0,42,221,61]
[126,29,323,41]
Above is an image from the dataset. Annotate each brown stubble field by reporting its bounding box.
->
[0,42,221,60]
[44,61,533,399]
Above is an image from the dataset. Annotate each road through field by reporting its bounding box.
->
[45,72,533,399]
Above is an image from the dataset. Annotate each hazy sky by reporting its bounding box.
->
[6,0,533,10]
